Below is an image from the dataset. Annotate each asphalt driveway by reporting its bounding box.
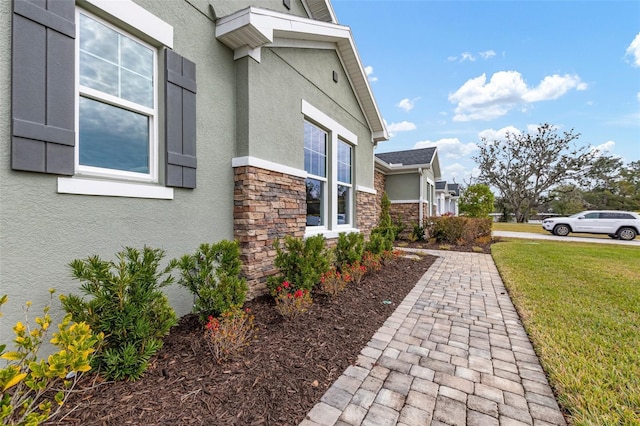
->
[492,231,640,246]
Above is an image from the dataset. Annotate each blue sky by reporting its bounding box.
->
[332,0,640,184]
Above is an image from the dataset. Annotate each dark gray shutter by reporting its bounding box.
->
[165,49,197,189]
[12,0,75,175]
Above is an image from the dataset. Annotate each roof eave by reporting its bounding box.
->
[215,7,388,142]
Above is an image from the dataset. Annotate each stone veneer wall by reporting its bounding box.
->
[356,190,377,237]
[388,203,420,226]
[234,166,306,297]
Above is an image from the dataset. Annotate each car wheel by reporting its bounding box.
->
[553,224,570,236]
[617,227,637,241]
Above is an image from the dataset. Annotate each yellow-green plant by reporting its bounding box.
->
[0,292,103,426]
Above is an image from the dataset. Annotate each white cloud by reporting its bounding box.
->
[591,140,615,156]
[385,120,416,137]
[522,74,587,102]
[364,65,378,82]
[637,92,640,102]
[397,97,419,112]
[449,71,587,121]
[625,33,640,67]
[450,50,496,63]
[460,52,475,62]
[441,163,480,182]
[479,50,496,59]
[478,126,522,142]
[413,137,478,160]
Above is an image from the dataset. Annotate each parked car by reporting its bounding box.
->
[542,210,640,240]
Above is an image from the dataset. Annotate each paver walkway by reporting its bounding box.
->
[301,250,566,426]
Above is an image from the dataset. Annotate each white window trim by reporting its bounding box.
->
[76,9,159,183]
[302,100,358,238]
[78,0,173,48]
[60,3,174,199]
[58,177,173,199]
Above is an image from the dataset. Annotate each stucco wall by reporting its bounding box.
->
[238,47,376,189]
[385,173,420,200]
[0,0,239,334]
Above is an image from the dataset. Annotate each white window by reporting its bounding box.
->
[76,10,158,182]
[337,140,352,226]
[304,121,327,227]
[302,100,358,237]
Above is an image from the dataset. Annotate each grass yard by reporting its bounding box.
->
[491,240,640,425]
[492,221,548,234]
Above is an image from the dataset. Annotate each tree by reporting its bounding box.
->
[545,184,585,215]
[459,184,495,218]
[474,123,595,222]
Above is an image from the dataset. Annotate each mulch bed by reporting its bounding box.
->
[46,253,442,426]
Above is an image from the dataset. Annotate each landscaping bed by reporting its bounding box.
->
[46,254,437,425]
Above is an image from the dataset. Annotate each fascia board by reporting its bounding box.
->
[216,7,387,142]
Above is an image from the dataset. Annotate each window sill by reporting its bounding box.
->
[57,177,174,199]
[304,227,360,239]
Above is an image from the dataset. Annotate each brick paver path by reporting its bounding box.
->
[301,250,566,426]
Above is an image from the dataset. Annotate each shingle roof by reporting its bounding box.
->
[435,181,447,190]
[375,147,436,166]
[448,183,460,196]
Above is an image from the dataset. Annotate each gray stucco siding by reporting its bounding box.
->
[385,173,420,200]
[1,0,237,331]
[241,47,375,188]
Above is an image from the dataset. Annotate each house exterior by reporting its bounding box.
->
[0,0,388,333]
[435,181,460,216]
[374,147,441,226]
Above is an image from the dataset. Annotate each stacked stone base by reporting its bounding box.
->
[234,166,306,297]
[234,165,381,298]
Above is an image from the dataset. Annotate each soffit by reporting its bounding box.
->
[215,7,388,142]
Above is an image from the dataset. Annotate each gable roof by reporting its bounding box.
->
[302,0,337,23]
[375,147,436,166]
[436,181,460,197]
[215,7,388,142]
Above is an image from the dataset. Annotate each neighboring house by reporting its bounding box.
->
[0,0,388,332]
[435,181,460,216]
[374,147,441,226]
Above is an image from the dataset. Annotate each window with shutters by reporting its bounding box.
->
[76,10,158,182]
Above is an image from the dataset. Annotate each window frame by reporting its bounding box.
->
[304,120,328,229]
[75,8,159,183]
[302,100,358,238]
[336,139,353,227]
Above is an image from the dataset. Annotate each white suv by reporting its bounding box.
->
[542,210,640,240]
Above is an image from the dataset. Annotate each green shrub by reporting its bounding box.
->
[411,224,426,241]
[365,232,389,254]
[334,232,364,271]
[176,241,248,321]
[267,235,331,293]
[429,216,492,245]
[1,292,103,425]
[61,247,177,381]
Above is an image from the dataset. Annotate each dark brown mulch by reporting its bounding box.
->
[46,254,438,426]
[400,237,500,254]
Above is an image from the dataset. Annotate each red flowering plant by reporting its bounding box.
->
[362,251,381,273]
[343,261,367,285]
[319,268,351,297]
[272,281,312,320]
[380,249,401,266]
[204,306,255,363]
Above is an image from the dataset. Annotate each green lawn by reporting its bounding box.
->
[492,240,640,425]
[492,222,548,234]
